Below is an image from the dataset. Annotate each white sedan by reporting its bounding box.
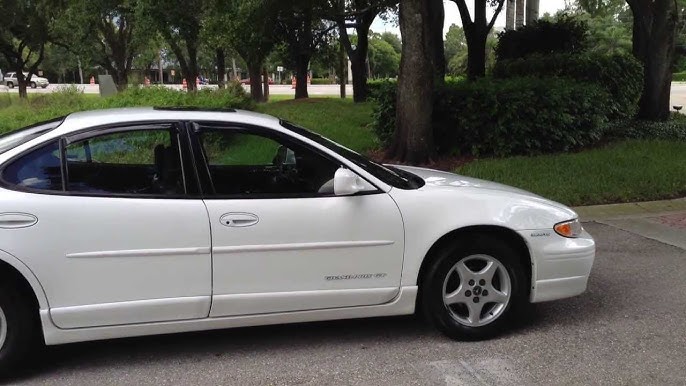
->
[0,108,595,374]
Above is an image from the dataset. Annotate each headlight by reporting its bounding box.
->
[554,219,583,238]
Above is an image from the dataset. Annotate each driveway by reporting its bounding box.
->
[7,222,686,385]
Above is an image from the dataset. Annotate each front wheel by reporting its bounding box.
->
[6,82,13,89]
[30,82,37,89]
[0,284,37,377]
[422,235,527,340]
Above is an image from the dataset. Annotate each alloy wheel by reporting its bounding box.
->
[442,254,512,327]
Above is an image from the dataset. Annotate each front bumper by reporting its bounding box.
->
[519,229,596,303]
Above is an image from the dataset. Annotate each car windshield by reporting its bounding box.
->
[0,117,64,154]
[281,121,424,190]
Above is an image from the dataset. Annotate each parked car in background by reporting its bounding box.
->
[2,72,49,89]
[0,107,595,375]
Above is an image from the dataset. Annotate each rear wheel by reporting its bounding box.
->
[422,235,527,340]
[6,82,13,89]
[0,284,36,376]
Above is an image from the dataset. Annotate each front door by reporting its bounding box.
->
[191,124,405,317]
[0,123,212,328]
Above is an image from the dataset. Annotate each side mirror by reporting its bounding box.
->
[334,167,369,196]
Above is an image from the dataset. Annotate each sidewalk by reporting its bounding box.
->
[574,198,686,250]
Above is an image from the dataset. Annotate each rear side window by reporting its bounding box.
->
[65,128,184,195]
[2,141,63,191]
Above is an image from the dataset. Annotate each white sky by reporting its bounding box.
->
[371,0,570,36]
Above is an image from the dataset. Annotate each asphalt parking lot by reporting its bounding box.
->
[5,221,686,385]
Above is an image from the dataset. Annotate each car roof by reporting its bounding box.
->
[54,107,282,136]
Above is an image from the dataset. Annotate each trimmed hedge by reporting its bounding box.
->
[607,113,686,141]
[495,17,588,61]
[493,52,643,119]
[373,77,612,157]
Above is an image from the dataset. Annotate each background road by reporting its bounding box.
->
[7,222,686,385]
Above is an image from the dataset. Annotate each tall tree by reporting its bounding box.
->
[0,0,62,98]
[387,0,435,163]
[626,0,678,120]
[60,0,145,91]
[205,0,277,100]
[326,0,397,102]
[526,0,539,24]
[506,0,515,29]
[276,0,336,99]
[452,0,506,79]
[139,0,204,91]
[515,0,525,28]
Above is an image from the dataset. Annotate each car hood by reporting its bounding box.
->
[391,165,575,213]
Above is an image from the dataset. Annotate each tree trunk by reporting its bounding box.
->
[506,0,515,30]
[349,56,367,102]
[339,38,346,99]
[515,0,525,28]
[526,0,539,25]
[628,0,677,120]
[295,55,309,99]
[16,70,27,99]
[262,67,270,101]
[466,33,488,79]
[248,61,264,102]
[216,48,226,89]
[387,0,435,164]
[429,0,446,84]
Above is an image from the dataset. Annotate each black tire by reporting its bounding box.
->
[30,82,37,89]
[421,234,527,341]
[6,82,13,89]
[0,283,37,377]
[41,85,48,89]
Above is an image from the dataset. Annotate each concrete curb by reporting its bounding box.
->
[573,198,686,221]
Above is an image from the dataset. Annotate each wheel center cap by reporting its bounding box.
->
[473,286,482,295]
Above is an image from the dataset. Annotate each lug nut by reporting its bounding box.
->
[473,297,480,303]
[468,279,475,286]
[482,290,489,296]
[479,279,486,286]
[465,290,472,297]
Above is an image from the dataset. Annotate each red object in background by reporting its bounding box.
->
[182,78,187,90]
[89,76,95,85]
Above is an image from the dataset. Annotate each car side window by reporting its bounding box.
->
[65,128,185,195]
[197,128,340,196]
[2,140,63,191]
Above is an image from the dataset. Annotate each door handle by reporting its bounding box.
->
[220,213,259,228]
[0,213,38,229]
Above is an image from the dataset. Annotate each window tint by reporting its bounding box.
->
[198,129,340,196]
[66,128,185,195]
[2,141,63,191]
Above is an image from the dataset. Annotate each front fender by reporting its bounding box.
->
[390,187,576,287]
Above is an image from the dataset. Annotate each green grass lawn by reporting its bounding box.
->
[258,98,376,153]
[457,140,686,206]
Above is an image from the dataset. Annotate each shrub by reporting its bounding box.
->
[311,78,333,85]
[101,84,254,110]
[367,78,396,100]
[493,52,643,119]
[673,72,686,82]
[370,80,398,146]
[373,77,612,157]
[607,113,686,141]
[495,16,589,61]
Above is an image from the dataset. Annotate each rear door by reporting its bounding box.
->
[0,122,213,328]
[190,123,405,317]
